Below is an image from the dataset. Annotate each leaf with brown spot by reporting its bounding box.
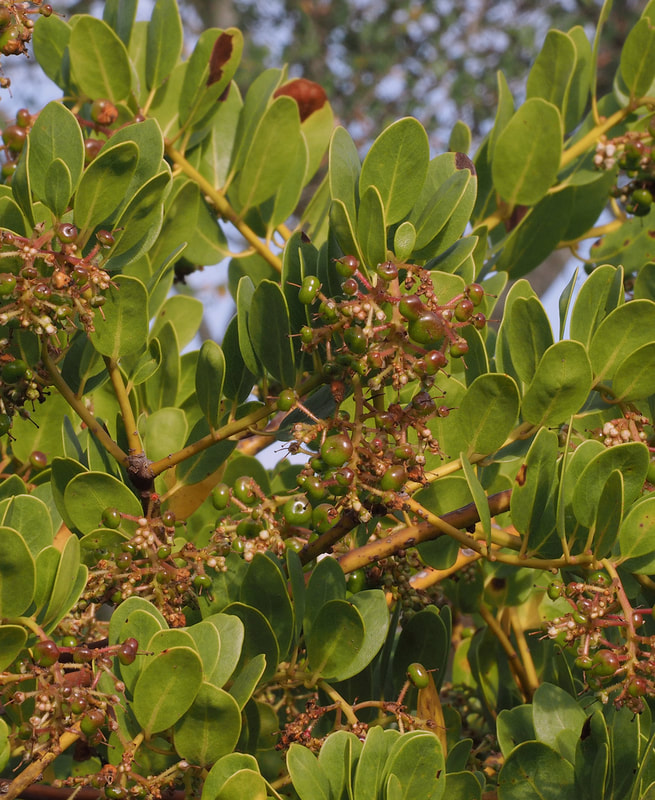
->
[207,32,233,86]
[274,78,327,122]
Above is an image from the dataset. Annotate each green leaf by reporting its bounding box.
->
[195,340,225,429]
[0,529,35,617]
[569,264,623,348]
[589,299,655,382]
[237,96,302,209]
[28,101,84,205]
[461,455,491,545]
[304,555,346,637]
[287,743,333,800]
[223,602,278,683]
[384,731,445,800]
[359,117,429,225]
[0,625,28,672]
[621,17,655,98]
[612,342,655,401]
[565,26,593,133]
[619,496,655,571]
[317,730,362,800]
[240,553,294,659]
[497,705,536,758]
[526,30,577,117]
[200,613,244,687]
[146,0,183,89]
[492,98,562,207]
[343,590,390,679]
[306,599,365,681]
[214,770,268,800]
[228,653,266,710]
[354,726,391,800]
[102,0,137,44]
[145,323,180,409]
[0,494,53,555]
[449,120,472,153]
[202,754,261,800]
[329,125,360,223]
[521,341,593,428]
[452,374,520,457]
[507,297,554,384]
[498,741,576,799]
[133,647,203,736]
[43,159,72,218]
[593,469,624,559]
[74,141,139,237]
[533,683,586,765]
[32,14,71,89]
[558,267,579,340]
[69,16,132,102]
[12,136,34,227]
[179,28,243,131]
[90,275,149,359]
[393,607,450,692]
[141,408,187,464]
[174,682,241,766]
[248,280,295,387]
[235,276,260,375]
[38,534,83,630]
[150,294,203,349]
[357,184,387,270]
[64,472,142,535]
[573,442,649,527]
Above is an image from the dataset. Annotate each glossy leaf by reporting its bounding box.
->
[572,442,649,527]
[619,495,655,570]
[526,30,577,117]
[384,730,445,800]
[492,98,562,206]
[201,613,244,687]
[318,730,362,800]
[195,340,226,429]
[569,264,623,348]
[0,625,28,672]
[593,469,624,560]
[452,373,521,457]
[0,528,35,618]
[133,647,203,736]
[498,741,577,799]
[90,275,149,359]
[533,682,586,765]
[202,754,261,800]
[621,17,655,98]
[287,744,333,800]
[354,726,390,800]
[507,296,553,384]
[589,299,655,382]
[359,117,429,225]
[223,602,278,683]
[306,599,365,681]
[240,553,294,659]
[612,342,655,401]
[146,0,183,89]
[28,101,84,207]
[521,341,593,428]
[174,682,241,766]
[64,471,142,535]
[248,280,295,387]
[357,183,387,269]
[69,16,132,102]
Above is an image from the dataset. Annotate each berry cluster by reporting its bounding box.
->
[4,635,135,765]
[0,1,52,62]
[595,127,655,216]
[79,506,229,627]
[545,572,655,711]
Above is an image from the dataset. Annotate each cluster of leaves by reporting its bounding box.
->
[2,0,655,799]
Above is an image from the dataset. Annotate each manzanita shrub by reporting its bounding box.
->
[3,0,655,798]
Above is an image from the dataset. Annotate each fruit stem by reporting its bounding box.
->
[104,356,144,457]
[164,143,283,273]
[317,679,359,726]
[5,724,81,800]
[509,607,540,699]
[479,604,530,704]
[41,344,129,467]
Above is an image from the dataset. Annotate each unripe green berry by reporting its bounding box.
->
[407,662,430,689]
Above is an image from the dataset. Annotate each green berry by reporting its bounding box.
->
[2,124,26,153]
[547,580,564,600]
[335,255,358,277]
[398,294,424,321]
[233,476,257,505]
[80,709,105,737]
[33,639,60,667]
[628,677,648,697]
[60,636,77,648]
[298,275,321,305]
[193,574,212,590]
[320,434,353,468]
[0,413,11,436]
[212,483,231,510]
[347,569,366,593]
[0,272,16,296]
[380,465,407,492]
[56,222,78,244]
[344,326,367,354]
[408,312,446,348]
[467,283,484,306]
[376,261,398,281]
[632,188,653,206]
[283,495,312,525]
[101,507,121,529]
[161,510,176,527]
[2,359,28,383]
[407,662,430,689]
[312,503,337,533]
[455,298,474,321]
[277,389,296,412]
[449,338,469,358]
[591,649,619,677]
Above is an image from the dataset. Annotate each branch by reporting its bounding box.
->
[164,144,283,273]
[6,726,81,800]
[104,356,143,456]
[41,345,129,467]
